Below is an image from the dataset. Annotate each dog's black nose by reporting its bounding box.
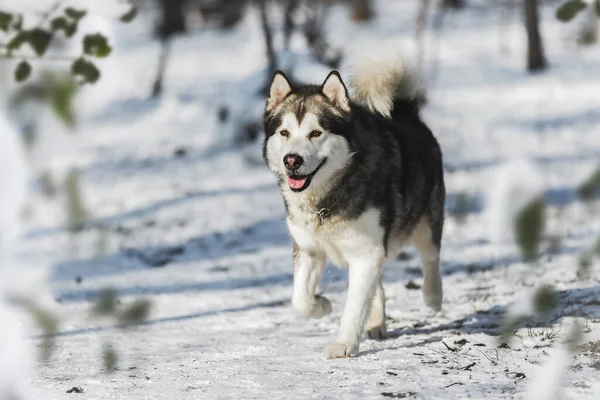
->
[283,154,304,171]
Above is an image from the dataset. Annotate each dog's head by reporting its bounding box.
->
[263,70,353,194]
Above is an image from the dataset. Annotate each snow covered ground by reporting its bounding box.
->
[9,1,600,399]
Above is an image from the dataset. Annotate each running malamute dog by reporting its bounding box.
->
[262,49,445,359]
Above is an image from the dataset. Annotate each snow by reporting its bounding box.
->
[485,158,544,245]
[2,0,599,399]
[0,113,36,400]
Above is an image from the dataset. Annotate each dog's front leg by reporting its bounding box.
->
[326,252,384,359]
[291,242,331,319]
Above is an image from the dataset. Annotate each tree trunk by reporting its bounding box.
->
[442,0,465,9]
[351,0,374,22]
[158,0,186,39]
[578,4,599,45]
[220,0,248,29]
[151,38,172,98]
[415,0,431,104]
[259,0,277,87]
[523,0,546,72]
[303,1,341,68]
[284,0,300,49]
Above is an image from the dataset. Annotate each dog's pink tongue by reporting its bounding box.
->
[288,176,307,190]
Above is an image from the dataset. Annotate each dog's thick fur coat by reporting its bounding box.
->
[263,48,445,358]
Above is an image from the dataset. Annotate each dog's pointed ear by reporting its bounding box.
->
[267,71,292,111]
[321,71,350,112]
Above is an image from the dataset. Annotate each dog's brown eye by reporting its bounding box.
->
[280,130,290,137]
[310,130,322,139]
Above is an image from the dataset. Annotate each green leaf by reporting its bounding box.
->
[64,21,78,37]
[95,224,109,258]
[71,57,101,83]
[556,0,588,22]
[118,299,152,326]
[120,6,137,23]
[0,11,13,32]
[12,14,22,31]
[576,168,600,201]
[499,315,527,345]
[83,33,112,58]
[92,288,119,316]
[515,198,545,262]
[28,28,53,56]
[50,16,69,32]
[14,60,31,82]
[578,252,593,279]
[533,285,556,313]
[102,342,118,372]
[65,8,87,21]
[28,304,59,361]
[48,73,78,128]
[7,31,30,51]
[64,168,88,231]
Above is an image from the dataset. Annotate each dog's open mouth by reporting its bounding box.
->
[287,158,327,192]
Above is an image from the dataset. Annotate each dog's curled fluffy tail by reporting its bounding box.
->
[349,45,420,118]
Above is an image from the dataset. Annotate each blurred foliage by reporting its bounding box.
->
[0,3,137,84]
[49,73,78,128]
[556,0,600,22]
[120,7,137,23]
[565,321,585,352]
[12,299,61,362]
[448,192,472,224]
[91,288,153,373]
[515,198,545,262]
[499,285,556,345]
[499,319,523,344]
[95,224,110,259]
[65,169,88,232]
[71,57,101,84]
[102,342,118,372]
[533,284,556,313]
[118,299,152,327]
[82,34,112,58]
[577,251,593,279]
[91,288,153,327]
[92,288,119,316]
[39,169,58,197]
[501,163,599,350]
[29,304,59,361]
[10,71,78,133]
[15,60,31,81]
[576,167,600,202]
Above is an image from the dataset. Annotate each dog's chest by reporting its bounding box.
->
[287,206,383,268]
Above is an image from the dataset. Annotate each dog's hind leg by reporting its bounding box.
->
[410,216,443,311]
[366,277,386,339]
[291,241,331,319]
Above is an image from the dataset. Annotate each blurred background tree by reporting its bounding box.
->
[524,0,547,71]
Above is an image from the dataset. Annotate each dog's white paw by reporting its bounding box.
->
[325,343,356,359]
[424,292,442,312]
[367,323,386,340]
[423,280,443,311]
[293,295,332,319]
